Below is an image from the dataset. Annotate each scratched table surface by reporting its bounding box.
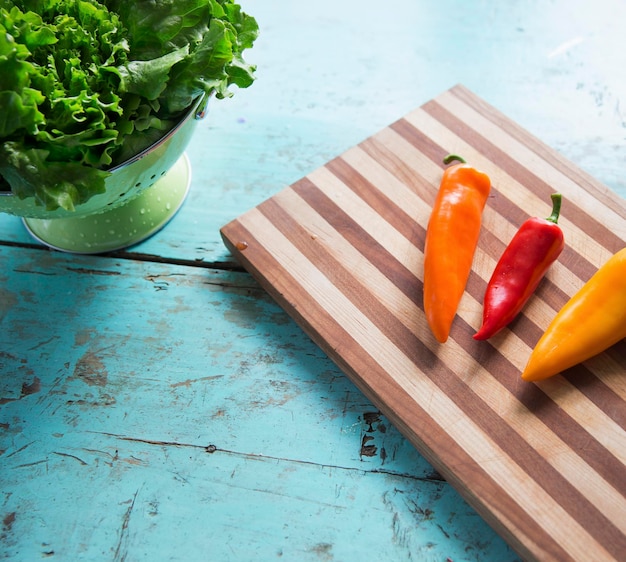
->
[1,1,625,561]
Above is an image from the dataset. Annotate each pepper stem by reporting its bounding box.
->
[546,193,562,224]
[443,154,466,165]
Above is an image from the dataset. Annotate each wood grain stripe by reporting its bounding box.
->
[221,86,626,561]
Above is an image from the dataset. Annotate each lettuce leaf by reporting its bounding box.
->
[0,0,257,211]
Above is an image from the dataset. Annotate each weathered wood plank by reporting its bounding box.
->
[0,248,421,473]
[1,433,509,561]
[0,246,519,560]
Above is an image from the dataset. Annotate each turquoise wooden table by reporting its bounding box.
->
[2,1,625,560]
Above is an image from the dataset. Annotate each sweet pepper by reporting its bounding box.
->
[423,154,491,343]
[522,247,626,381]
[474,193,565,340]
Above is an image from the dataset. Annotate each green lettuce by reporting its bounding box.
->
[0,0,257,211]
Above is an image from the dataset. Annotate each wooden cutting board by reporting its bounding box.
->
[221,85,626,562]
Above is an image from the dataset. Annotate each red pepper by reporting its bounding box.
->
[473,193,565,341]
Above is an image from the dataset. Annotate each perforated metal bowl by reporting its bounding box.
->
[1,96,207,253]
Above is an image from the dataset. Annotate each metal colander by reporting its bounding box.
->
[0,96,207,220]
[1,97,208,253]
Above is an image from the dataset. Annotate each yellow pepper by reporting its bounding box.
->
[522,247,626,381]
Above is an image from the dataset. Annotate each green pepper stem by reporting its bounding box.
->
[546,193,562,224]
[443,154,466,165]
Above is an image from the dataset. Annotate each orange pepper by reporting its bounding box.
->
[423,154,491,343]
[522,247,626,381]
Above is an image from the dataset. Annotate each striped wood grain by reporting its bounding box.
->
[221,85,626,562]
